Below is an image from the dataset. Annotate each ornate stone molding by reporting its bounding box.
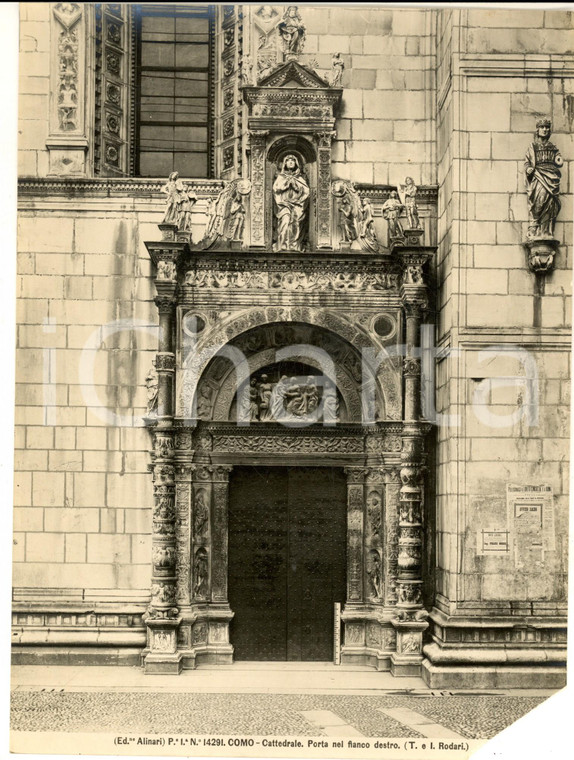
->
[212,434,364,454]
[18,177,225,197]
[186,267,400,292]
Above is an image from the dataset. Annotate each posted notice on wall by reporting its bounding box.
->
[506,484,555,568]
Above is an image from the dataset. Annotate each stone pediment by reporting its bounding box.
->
[257,60,330,89]
[243,62,342,133]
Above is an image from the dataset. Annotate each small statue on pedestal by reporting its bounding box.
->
[161,172,197,236]
[382,190,405,246]
[330,53,344,87]
[398,177,421,230]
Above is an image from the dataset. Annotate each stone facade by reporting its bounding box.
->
[13,5,571,687]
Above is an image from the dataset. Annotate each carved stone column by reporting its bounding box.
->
[383,466,401,608]
[248,130,269,248]
[390,251,432,676]
[48,3,89,174]
[143,238,188,674]
[314,131,336,249]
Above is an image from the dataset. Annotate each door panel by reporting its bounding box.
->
[228,467,347,661]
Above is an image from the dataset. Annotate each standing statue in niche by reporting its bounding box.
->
[278,6,306,58]
[145,360,159,417]
[273,154,310,252]
[525,118,563,239]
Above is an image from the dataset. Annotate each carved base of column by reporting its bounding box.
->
[523,236,559,273]
[390,619,428,677]
[143,618,183,675]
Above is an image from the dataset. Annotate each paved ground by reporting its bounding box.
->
[10,664,556,740]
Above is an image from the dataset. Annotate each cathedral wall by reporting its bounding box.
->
[433,9,572,634]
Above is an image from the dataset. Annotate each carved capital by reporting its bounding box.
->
[212,465,233,482]
[154,296,177,314]
[403,357,421,378]
[314,130,336,147]
[344,466,367,484]
[155,353,176,372]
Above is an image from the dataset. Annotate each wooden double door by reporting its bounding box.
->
[228,467,347,661]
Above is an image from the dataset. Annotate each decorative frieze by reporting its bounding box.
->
[185,267,399,292]
[212,434,363,454]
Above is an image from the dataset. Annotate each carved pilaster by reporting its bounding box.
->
[175,464,195,607]
[314,131,336,249]
[192,464,214,603]
[211,465,233,602]
[364,468,384,604]
[248,130,268,248]
[48,3,89,174]
[344,467,366,604]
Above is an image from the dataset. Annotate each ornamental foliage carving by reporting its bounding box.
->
[54,3,82,132]
[212,434,363,454]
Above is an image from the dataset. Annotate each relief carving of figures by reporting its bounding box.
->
[401,633,421,654]
[525,118,563,239]
[367,491,382,537]
[161,172,197,233]
[397,177,422,230]
[367,550,383,600]
[278,6,306,58]
[332,180,380,253]
[193,548,209,599]
[202,179,251,245]
[145,361,158,417]
[151,582,177,605]
[330,52,344,87]
[239,371,340,424]
[382,191,405,245]
[193,489,209,537]
[273,154,310,252]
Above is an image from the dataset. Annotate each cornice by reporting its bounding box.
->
[18,177,225,198]
[18,178,438,205]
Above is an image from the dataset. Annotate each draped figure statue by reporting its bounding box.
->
[524,118,563,239]
[272,154,310,252]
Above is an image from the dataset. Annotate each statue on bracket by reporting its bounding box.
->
[161,172,197,235]
[277,6,306,59]
[525,118,562,240]
[382,190,405,247]
[330,53,344,87]
[273,154,310,252]
[398,177,421,230]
